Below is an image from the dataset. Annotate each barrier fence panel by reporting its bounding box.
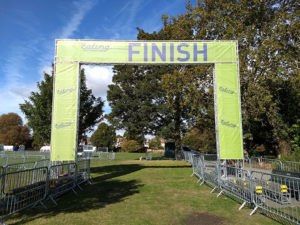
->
[246,157,282,173]
[251,170,300,224]
[82,152,93,159]
[76,159,90,186]
[191,154,204,180]
[0,158,7,168]
[6,155,25,166]
[184,151,300,224]
[48,162,77,205]
[96,152,115,160]
[0,167,48,221]
[0,155,92,224]
[4,159,51,174]
[218,164,252,208]
[35,159,50,169]
[202,161,218,191]
[5,161,37,173]
[182,151,189,162]
[0,167,3,196]
[281,161,300,174]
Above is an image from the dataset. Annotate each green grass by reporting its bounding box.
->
[114,152,164,160]
[6,153,280,225]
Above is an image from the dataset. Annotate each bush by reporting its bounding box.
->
[182,128,215,153]
[149,137,162,150]
[121,140,142,152]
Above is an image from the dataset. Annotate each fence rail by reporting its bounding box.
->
[0,159,91,224]
[80,151,115,160]
[182,150,300,225]
[0,167,48,222]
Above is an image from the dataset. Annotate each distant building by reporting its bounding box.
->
[115,137,125,148]
[144,139,150,148]
[160,138,166,148]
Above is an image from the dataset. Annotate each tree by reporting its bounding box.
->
[161,67,213,158]
[182,128,215,154]
[20,66,104,149]
[0,113,30,145]
[90,122,116,150]
[149,136,162,150]
[139,0,299,157]
[107,65,175,145]
[121,140,142,152]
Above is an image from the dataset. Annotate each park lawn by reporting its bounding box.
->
[7,154,279,225]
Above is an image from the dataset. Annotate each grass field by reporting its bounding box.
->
[6,153,280,225]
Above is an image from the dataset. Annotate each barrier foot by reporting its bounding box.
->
[49,196,58,206]
[250,206,258,216]
[40,201,48,209]
[77,184,83,190]
[239,201,246,211]
[72,188,78,195]
[0,218,7,225]
[190,172,194,177]
[210,186,217,193]
[200,180,205,186]
[88,179,92,185]
[217,190,223,197]
[0,219,6,225]
[197,178,201,183]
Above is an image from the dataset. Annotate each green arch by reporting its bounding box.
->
[51,40,243,161]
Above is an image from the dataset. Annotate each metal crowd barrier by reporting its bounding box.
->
[81,151,115,160]
[0,159,91,224]
[218,164,252,209]
[145,152,152,160]
[96,152,115,160]
[0,167,48,224]
[191,154,204,181]
[4,159,51,173]
[48,162,77,205]
[76,159,91,186]
[183,151,300,224]
[244,157,282,173]
[250,170,300,224]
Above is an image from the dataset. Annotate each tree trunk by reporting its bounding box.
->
[174,96,182,160]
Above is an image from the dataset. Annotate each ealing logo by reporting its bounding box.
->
[219,86,235,94]
[221,120,237,128]
[55,122,73,129]
[81,43,111,52]
[57,88,75,95]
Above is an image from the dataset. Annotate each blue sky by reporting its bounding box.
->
[0,0,189,127]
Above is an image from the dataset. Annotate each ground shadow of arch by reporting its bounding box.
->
[9,164,143,225]
[8,163,191,225]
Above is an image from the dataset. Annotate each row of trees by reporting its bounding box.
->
[5,0,297,157]
[107,0,299,158]
[19,67,104,149]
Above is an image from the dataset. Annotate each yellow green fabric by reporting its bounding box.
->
[51,40,243,161]
[56,40,237,63]
[51,62,79,161]
[215,64,243,159]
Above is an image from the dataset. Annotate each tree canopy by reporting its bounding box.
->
[0,113,30,146]
[108,0,299,157]
[90,122,116,150]
[20,66,104,149]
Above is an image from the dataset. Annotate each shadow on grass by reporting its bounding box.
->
[9,163,191,225]
[9,164,143,225]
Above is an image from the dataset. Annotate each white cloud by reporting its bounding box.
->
[83,65,113,98]
[59,0,96,38]
[0,84,36,124]
[82,65,114,115]
[10,84,36,99]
